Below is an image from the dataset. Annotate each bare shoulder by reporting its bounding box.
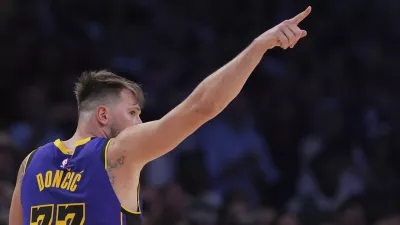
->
[105,138,143,183]
[9,153,32,225]
[104,138,142,212]
[16,153,30,185]
[104,139,126,184]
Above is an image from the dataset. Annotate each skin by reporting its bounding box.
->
[9,159,26,225]
[10,6,311,224]
[66,89,145,211]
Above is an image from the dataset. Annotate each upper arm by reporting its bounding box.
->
[109,101,212,165]
[9,157,28,225]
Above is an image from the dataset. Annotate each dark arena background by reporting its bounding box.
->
[1,0,400,224]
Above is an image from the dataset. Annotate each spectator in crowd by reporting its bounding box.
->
[196,95,279,207]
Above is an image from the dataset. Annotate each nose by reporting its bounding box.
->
[135,116,143,125]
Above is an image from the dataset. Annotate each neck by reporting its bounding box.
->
[64,118,107,148]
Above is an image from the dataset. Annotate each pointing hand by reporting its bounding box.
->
[255,6,312,50]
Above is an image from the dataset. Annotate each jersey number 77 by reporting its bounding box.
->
[30,203,85,225]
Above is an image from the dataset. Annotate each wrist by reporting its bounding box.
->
[252,37,273,52]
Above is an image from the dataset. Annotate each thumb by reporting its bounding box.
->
[301,30,307,38]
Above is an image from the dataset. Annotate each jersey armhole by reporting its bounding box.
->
[121,183,141,215]
[101,138,142,219]
[121,206,141,224]
[24,148,39,173]
[101,138,112,169]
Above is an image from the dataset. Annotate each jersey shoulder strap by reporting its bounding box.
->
[23,147,40,173]
[100,138,112,169]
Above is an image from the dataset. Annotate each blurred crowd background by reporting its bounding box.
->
[1,0,400,224]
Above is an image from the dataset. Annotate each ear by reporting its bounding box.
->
[96,105,109,126]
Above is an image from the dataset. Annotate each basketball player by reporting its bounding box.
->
[9,6,311,225]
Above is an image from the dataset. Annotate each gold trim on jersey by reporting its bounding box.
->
[54,139,71,155]
[120,183,141,215]
[121,206,141,215]
[54,137,92,155]
[104,139,113,169]
[75,137,92,147]
[24,150,36,173]
[103,138,141,215]
[137,183,141,213]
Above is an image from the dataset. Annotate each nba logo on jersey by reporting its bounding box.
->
[60,158,69,169]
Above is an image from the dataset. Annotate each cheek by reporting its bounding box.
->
[123,113,141,126]
[123,115,135,126]
[112,113,130,128]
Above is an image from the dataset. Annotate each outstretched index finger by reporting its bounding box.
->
[288,6,312,25]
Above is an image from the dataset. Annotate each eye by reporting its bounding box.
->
[130,111,136,115]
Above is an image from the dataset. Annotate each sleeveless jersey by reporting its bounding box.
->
[21,137,142,225]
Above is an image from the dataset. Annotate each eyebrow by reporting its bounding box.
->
[129,106,141,112]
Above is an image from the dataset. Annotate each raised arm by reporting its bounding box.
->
[109,7,312,165]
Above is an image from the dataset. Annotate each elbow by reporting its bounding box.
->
[192,101,219,120]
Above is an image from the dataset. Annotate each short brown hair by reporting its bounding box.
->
[74,70,144,112]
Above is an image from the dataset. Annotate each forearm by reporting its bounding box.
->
[111,7,310,164]
[184,6,311,117]
[114,41,266,164]
[186,40,267,117]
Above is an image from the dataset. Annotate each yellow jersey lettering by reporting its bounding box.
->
[60,172,71,190]
[36,170,82,192]
[45,171,53,188]
[52,170,64,188]
[69,174,82,192]
[66,172,76,191]
[36,174,44,191]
